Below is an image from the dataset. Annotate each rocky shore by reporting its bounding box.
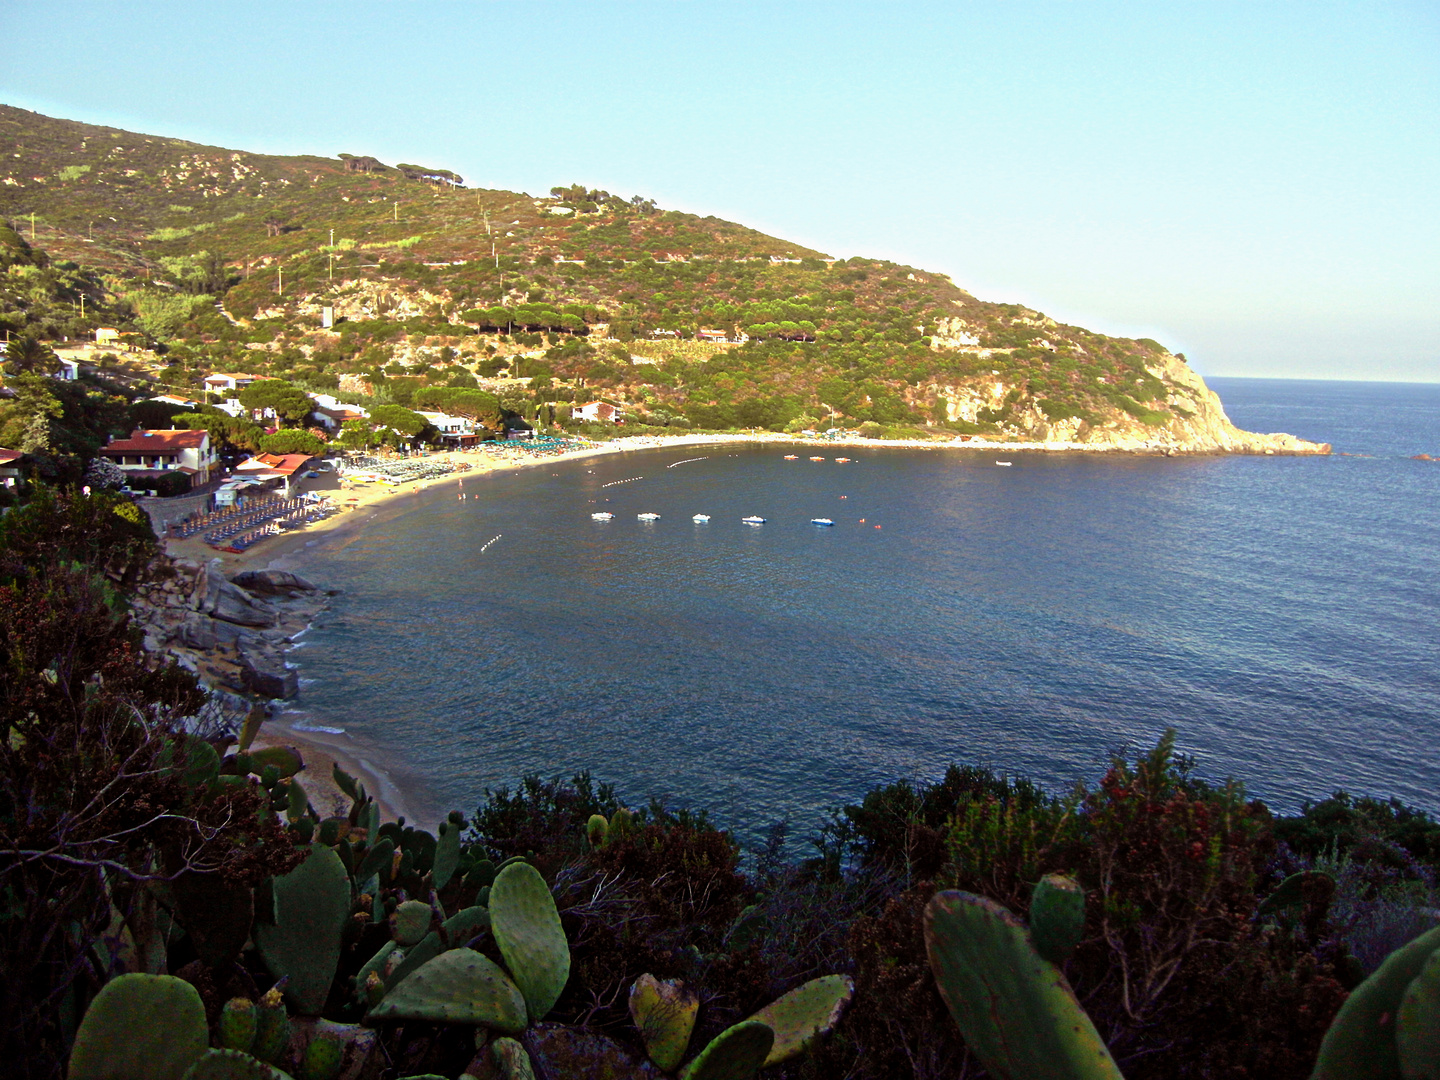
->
[130,556,336,703]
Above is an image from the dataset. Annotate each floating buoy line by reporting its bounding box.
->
[480,534,502,552]
[601,476,643,488]
[667,457,709,468]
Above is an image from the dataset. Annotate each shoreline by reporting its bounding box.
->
[163,428,1326,828]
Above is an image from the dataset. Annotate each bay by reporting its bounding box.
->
[288,379,1440,837]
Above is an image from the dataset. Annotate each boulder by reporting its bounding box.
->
[176,612,219,651]
[231,569,320,595]
[198,559,276,627]
[240,656,299,700]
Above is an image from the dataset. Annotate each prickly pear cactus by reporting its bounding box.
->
[392,899,433,946]
[1029,874,1086,965]
[300,1032,345,1080]
[433,811,465,890]
[586,814,609,848]
[69,973,210,1080]
[181,1049,294,1080]
[1399,945,1440,1079]
[253,985,293,1065]
[924,890,1124,1080]
[490,861,570,1021]
[745,974,853,1066]
[219,997,258,1054]
[629,973,699,1070]
[680,1019,774,1080]
[255,845,352,1014]
[1313,925,1440,1079]
[491,1036,538,1080]
[365,948,527,1033]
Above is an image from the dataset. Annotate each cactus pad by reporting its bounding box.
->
[1399,944,1440,1079]
[300,1032,345,1080]
[629,973,699,1070]
[255,844,352,1014]
[680,1020,774,1080]
[219,997,257,1054]
[1312,925,1440,1079]
[491,1036,537,1080]
[746,974,853,1066]
[392,899,433,946]
[253,986,291,1065]
[69,973,210,1080]
[433,812,464,890]
[586,814,609,848]
[924,890,1124,1080]
[1030,874,1086,965]
[365,948,527,1033]
[180,1049,294,1080]
[490,861,570,1021]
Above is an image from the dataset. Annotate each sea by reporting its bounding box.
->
[283,378,1440,841]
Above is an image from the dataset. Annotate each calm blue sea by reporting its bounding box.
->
[285,378,1440,837]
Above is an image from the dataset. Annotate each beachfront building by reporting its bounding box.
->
[234,452,316,497]
[0,448,22,489]
[98,429,218,488]
[417,410,485,447]
[310,393,370,434]
[572,401,624,423]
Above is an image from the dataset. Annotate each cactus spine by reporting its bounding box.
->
[924,890,1124,1080]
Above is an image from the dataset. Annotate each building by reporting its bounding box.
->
[98,429,217,488]
[418,410,485,447]
[697,328,729,343]
[234,453,317,497]
[573,401,623,423]
[95,327,121,347]
[53,358,81,381]
[0,448,22,489]
[202,372,258,395]
[309,394,370,434]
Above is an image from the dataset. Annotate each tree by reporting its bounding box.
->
[367,404,428,438]
[238,380,315,426]
[258,429,326,457]
[3,335,57,377]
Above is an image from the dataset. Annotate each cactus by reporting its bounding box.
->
[255,844,353,1014]
[490,861,570,1021]
[354,941,401,1003]
[180,1049,294,1080]
[253,985,292,1065]
[1312,925,1440,1079]
[286,776,308,825]
[365,948,527,1033]
[491,1036,537,1080]
[239,703,267,752]
[680,1019,774,1080]
[629,973,699,1070]
[585,813,609,848]
[607,807,635,845]
[69,973,210,1080]
[433,811,465,890]
[382,905,492,996]
[300,1032,344,1080]
[219,997,258,1054]
[1029,874,1086,965]
[924,890,1124,1080]
[745,974,853,1066]
[1399,944,1440,1078]
[354,837,395,887]
[392,899,433,946]
[250,745,305,778]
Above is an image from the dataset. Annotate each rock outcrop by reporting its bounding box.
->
[130,557,333,701]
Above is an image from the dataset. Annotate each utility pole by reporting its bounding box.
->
[330,228,335,247]
[30,212,35,240]
[278,268,284,296]
[394,202,399,223]
[80,295,86,318]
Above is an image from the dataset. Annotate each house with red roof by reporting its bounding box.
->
[98,429,217,488]
[0,448,22,489]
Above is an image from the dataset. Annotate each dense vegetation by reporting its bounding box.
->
[3,489,1438,1079]
[0,105,1213,447]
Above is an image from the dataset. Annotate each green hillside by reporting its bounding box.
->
[0,104,1234,442]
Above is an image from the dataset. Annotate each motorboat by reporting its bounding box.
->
[590,512,614,520]
[693,514,710,523]
[995,460,1012,467]
[783,454,799,460]
[835,457,851,463]
[742,516,766,526]
[810,518,835,526]
[637,512,661,521]
[809,456,825,462]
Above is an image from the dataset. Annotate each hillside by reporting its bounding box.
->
[0,104,1326,453]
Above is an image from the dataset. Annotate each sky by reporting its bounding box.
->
[2,1,1436,381]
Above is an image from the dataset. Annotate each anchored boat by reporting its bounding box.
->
[810,518,835,526]
[591,512,614,520]
[742,516,766,526]
[637,512,661,521]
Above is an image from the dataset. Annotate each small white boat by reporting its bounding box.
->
[742,515,766,526]
[637,512,661,521]
[810,518,835,526]
[693,514,710,523]
[591,512,614,520]
[783,454,799,460]
[809,456,825,462]
[835,457,851,463]
[995,461,1012,467]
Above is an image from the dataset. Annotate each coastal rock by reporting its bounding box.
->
[240,655,298,700]
[197,558,276,627]
[176,612,219,650]
[522,1024,663,1080]
[231,569,319,595]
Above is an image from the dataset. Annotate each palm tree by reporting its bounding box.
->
[4,334,56,376]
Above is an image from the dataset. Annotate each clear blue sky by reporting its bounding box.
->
[3,1,1436,381]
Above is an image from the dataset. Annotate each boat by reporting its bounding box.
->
[783,454,799,460]
[742,516,766,526]
[637,512,660,521]
[692,514,710,523]
[810,518,835,526]
[835,457,850,463]
[995,461,1012,467]
[590,512,614,520]
[809,456,825,462]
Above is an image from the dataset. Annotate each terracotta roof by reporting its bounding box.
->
[0,448,22,465]
[203,372,257,383]
[102,429,209,454]
[237,453,313,476]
